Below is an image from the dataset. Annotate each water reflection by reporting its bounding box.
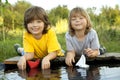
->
[28,68,39,77]
[99,67,120,80]
[66,66,100,80]
[66,67,87,80]
[0,63,5,79]
[3,64,120,80]
[18,69,27,78]
[86,66,100,80]
[27,67,61,80]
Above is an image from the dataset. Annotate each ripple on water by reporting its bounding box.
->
[4,71,25,80]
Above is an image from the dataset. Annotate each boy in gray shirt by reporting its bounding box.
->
[65,7,100,66]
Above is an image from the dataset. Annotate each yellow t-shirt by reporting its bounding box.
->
[23,28,64,59]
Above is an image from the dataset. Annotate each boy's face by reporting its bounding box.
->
[71,15,87,31]
[27,19,44,35]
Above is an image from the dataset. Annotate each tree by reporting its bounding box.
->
[48,5,69,26]
[0,0,9,41]
[0,0,32,41]
[13,1,31,29]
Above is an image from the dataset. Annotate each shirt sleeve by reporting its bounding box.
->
[90,31,100,49]
[90,30,100,55]
[47,28,61,53]
[65,32,74,51]
[23,32,34,53]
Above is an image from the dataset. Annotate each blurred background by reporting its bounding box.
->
[0,0,120,62]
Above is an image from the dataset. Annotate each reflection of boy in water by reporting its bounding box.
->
[66,66,100,80]
[66,67,87,80]
[87,66,100,80]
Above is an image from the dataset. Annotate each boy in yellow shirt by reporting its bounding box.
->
[16,6,64,70]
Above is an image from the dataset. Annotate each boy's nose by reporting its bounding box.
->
[32,22,37,26]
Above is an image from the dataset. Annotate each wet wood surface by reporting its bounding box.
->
[4,52,120,65]
[95,52,120,60]
[4,56,20,64]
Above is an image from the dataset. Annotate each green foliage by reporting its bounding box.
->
[57,33,66,50]
[0,28,23,62]
[104,41,120,52]
[0,40,22,62]
[97,5,120,26]
[55,19,68,34]
[0,0,31,41]
[48,5,69,26]
[0,39,20,62]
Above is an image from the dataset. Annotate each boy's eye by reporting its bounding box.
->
[37,20,42,23]
[28,21,33,23]
[28,20,42,23]
[71,18,76,20]
[80,17,83,19]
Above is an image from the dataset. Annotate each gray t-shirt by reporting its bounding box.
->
[65,28,100,57]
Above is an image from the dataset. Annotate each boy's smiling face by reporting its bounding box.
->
[27,19,44,37]
[71,15,87,31]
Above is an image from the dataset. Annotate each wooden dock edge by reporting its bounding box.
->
[4,52,120,65]
[4,56,21,64]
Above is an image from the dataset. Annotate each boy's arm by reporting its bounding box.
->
[17,52,34,70]
[24,52,34,60]
[84,48,99,57]
[41,51,57,69]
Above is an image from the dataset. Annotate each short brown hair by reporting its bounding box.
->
[24,6,50,34]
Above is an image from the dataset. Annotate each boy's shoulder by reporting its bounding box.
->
[23,31,30,36]
[65,32,73,39]
[89,28,97,34]
[65,31,69,36]
[47,27,55,34]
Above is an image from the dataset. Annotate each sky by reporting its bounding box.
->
[3,0,120,13]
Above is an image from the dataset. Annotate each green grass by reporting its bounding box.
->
[57,33,66,50]
[0,37,22,62]
[104,41,120,53]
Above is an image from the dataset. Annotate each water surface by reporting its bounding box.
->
[2,64,120,80]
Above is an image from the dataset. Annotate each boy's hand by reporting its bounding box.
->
[84,48,98,57]
[17,56,26,70]
[42,57,50,69]
[84,48,94,57]
[65,52,75,66]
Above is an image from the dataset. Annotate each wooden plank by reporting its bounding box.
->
[3,53,120,65]
[96,52,120,60]
[4,56,21,64]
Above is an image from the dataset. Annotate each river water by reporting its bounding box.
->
[1,63,120,80]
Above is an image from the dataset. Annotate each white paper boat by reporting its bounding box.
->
[76,54,89,68]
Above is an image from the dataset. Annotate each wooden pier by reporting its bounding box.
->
[4,52,120,65]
